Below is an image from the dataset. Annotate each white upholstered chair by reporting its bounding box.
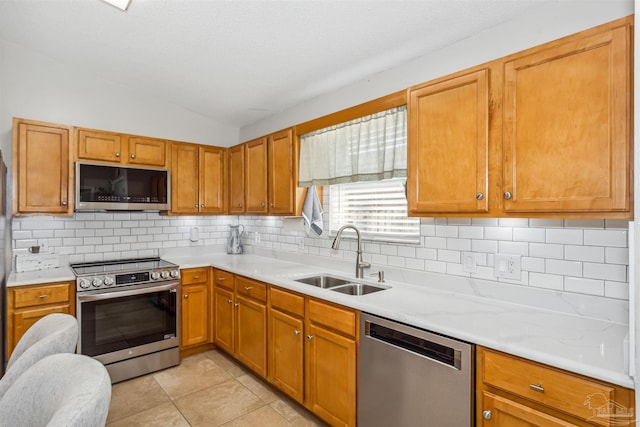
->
[0,353,112,426]
[0,313,79,399]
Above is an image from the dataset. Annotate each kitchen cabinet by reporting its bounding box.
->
[406,16,632,218]
[305,298,358,427]
[13,118,73,216]
[230,127,297,216]
[408,68,489,214]
[502,22,630,215]
[6,281,76,358]
[212,270,268,377]
[180,267,211,350]
[170,142,227,215]
[76,127,168,167]
[268,287,305,402]
[228,144,245,214]
[476,347,635,427]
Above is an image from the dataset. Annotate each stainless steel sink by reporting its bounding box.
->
[329,283,388,295]
[294,275,350,288]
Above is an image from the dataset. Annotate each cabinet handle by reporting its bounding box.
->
[244,286,253,291]
[529,383,545,393]
[193,276,200,280]
[115,152,121,157]
[183,294,188,299]
[504,191,512,200]
[476,192,484,201]
[307,335,313,341]
[61,201,68,207]
[130,154,136,159]
[39,294,48,299]
[218,277,226,281]
[482,410,492,420]
[294,330,300,336]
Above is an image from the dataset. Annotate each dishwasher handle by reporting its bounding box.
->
[365,320,463,370]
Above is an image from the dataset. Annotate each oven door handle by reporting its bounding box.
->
[77,282,179,302]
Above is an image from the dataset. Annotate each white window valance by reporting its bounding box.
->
[298,105,407,187]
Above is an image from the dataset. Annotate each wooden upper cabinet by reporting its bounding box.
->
[268,128,295,215]
[76,128,167,167]
[200,145,227,214]
[13,118,72,215]
[245,138,268,214]
[502,22,631,215]
[408,69,489,214]
[171,142,200,214]
[228,144,246,214]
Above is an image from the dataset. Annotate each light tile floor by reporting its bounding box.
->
[106,349,329,426]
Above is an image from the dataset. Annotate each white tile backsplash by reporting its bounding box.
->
[12,210,631,303]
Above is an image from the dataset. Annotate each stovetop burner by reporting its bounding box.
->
[71,257,180,291]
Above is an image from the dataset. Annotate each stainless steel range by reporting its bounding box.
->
[72,257,181,383]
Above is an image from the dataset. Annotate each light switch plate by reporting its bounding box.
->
[462,252,477,273]
[494,253,521,280]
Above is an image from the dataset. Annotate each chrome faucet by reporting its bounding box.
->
[331,224,370,279]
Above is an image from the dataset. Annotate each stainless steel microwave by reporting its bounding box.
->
[75,162,170,211]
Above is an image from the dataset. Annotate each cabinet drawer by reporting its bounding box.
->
[308,299,357,338]
[181,267,209,285]
[13,283,70,308]
[214,269,234,290]
[236,276,267,302]
[269,287,304,317]
[482,348,617,423]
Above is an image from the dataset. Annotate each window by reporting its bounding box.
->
[329,178,420,244]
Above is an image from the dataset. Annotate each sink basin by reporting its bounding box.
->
[294,275,350,288]
[329,283,388,296]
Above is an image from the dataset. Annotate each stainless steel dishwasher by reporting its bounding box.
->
[359,313,474,427]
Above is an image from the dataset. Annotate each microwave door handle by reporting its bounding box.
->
[78,282,179,302]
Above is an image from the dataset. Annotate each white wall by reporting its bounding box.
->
[0,39,239,160]
[240,0,634,141]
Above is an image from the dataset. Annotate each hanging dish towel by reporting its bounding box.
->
[302,186,324,236]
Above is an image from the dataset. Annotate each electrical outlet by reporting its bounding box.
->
[494,253,521,280]
[462,252,477,273]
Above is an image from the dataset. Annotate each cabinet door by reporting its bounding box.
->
[181,283,209,348]
[199,145,227,214]
[306,323,357,427]
[268,129,295,214]
[170,143,200,214]
[76,129,123,163]
[10,304,72,357]
[479,392,576,427]
[213,286,235,354]
[235,294,267,377]
[503,25,630,214]
[127,136,167,167]
[14,120,71,215]
[245,138,268,214]
[228,144,245,214]
[408,69,489,214]
[268,309,304,402]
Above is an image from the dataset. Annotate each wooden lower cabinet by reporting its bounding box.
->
[180,267,211,350]
[213,285,235,354]
[477,346,635,427]
[7,281,75,357]
[235,292,267,377]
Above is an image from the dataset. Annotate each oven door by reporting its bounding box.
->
[77,281,179,365]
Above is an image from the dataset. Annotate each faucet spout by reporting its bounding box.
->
[331,224,370,278]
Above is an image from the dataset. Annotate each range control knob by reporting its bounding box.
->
[78,278,91,289]
[151,271,160,280]
[160,271,170,279]
[92,278,103,288]
[103,277,114,286]
[170,270,179,278]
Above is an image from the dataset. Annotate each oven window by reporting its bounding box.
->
[80,289,177,357]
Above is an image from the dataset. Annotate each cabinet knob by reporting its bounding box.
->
[183,294,188,299]
[476,192,484,201]
[194,204,199,208]
[115,152,121,157]
[294,330,300,336]
[269,202,274,207]
[482,410,492,420]
[261,202,265,207]
[61,201,68,207]
[238,203,243,208]
[200,204,205,208]
[307,335,314,341]
[227,299,232,304]
[234,303,239,308]
[504,191,512,200]
[130,154,136,159]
